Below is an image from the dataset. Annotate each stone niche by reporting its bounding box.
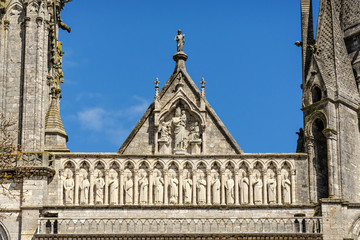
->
[156,101,204,155]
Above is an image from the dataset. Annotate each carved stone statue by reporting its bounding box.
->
[239,172,249,204]
[153,170,164,204]
[139,171,148,204]
[109,170,119,205]
[169,173,179,204]
[253,173,263,204]
[79,169,89,205]
[212,172,221,204]
[124,172,134,204]
[172,107,188,152]
[63,170,74,204]
[189,122,201,141]
[267,173,277,204]
[296,128,305,153]
[158,120,171,142]
[174,29,185,52]
[282,172,291,204]
[225,173,235,204]
[197,174,207,204]
[95,171,105,204]
[183,172,193,204]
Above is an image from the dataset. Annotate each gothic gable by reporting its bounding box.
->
[118,51,242,155]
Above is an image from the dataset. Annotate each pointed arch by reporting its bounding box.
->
[306,110,329,201]
[0,222,9,240]
[6,1,24,20]
[159,90,205,125]
[305,110,328,139]
[26,1,39,15]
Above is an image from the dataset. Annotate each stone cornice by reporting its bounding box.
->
[41,203,316,210]
[52,152,308,160]
[34,233,323,240]
[302,97,360,113]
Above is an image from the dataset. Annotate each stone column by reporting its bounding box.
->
[74,169,80,205]
[234,169,239,205]
[154,127,159,154]
[164,170,169,205]
[291,170,296,204]
[263,171,268,205]
[148,170,153,205]
[179,169,183,205]
[306,137,317,202]
[221,169,226,205]
[89,170,94,205]
[134,169,139,205]
[323,129,339,198]
[249,169,254,205]
[0,20,10,116]
[277,170,282,205]
[206,169,211,205]
[59,170,64,205]
[201,129,206,155]
[119,169,124,205]
[104,170,109,205]
[192,170,197,205]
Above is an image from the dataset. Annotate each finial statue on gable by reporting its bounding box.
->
[175,29,185,52]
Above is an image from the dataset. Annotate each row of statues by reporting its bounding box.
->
[63,168,292,205]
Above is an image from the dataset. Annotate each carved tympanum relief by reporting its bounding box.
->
[62,160,295,207]
[158,107,202,155]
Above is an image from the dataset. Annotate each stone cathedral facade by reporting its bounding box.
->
[1,0,360,239]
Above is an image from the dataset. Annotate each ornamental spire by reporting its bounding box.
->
[44,90,69,152]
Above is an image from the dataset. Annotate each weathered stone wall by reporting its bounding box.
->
[0,0,52,152]
[337,104,360,203]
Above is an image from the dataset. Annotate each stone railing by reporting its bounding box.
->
[37,217,322,235]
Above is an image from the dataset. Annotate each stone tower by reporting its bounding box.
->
[0,0,69,152]
[301,0,360,203]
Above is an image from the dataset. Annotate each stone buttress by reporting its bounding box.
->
[0,0,69,152]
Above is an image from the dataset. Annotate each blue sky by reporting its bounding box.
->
[59,0,321,153]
